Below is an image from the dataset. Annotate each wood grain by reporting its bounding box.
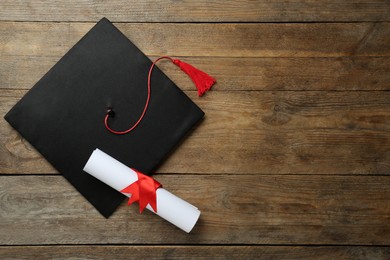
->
[1,22,389,59]
[157,56,390,91]
[0,175,389,245]
[2,55,389,91]
[0,1,389,22]
[0,245,389,259]
[1,2,389,256]
[2,90,389,175]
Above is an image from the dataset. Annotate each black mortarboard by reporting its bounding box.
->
[4,18,214,217]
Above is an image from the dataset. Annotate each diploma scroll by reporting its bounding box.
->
[83,149,200,233]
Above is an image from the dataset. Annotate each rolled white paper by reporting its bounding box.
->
[83,148,201,233]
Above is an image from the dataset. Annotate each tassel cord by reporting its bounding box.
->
[104,56,215,135]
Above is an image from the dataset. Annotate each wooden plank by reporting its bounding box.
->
[153,56,390,91]
[1,22,389,58]
[0,1,389,22]
[0,175,389,245]
[0,245,389,259]
[2,55,389,91]
[1,90,389,175]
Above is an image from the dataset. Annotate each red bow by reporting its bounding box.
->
[120,169,162,213]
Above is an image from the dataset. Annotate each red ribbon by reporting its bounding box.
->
[120,169,162,213]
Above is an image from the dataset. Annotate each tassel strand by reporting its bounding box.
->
[105,56,216,134]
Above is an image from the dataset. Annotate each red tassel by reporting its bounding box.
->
[104,56,217,135]
[173,59,216,96]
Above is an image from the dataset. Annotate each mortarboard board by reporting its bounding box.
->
[4,17,214,218]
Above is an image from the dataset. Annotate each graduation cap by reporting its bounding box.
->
[4,17,215,218]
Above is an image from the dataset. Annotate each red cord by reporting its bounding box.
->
[104,56,174,135]
[105,56,215,134]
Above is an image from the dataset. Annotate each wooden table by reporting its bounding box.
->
[1,1,389,259]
